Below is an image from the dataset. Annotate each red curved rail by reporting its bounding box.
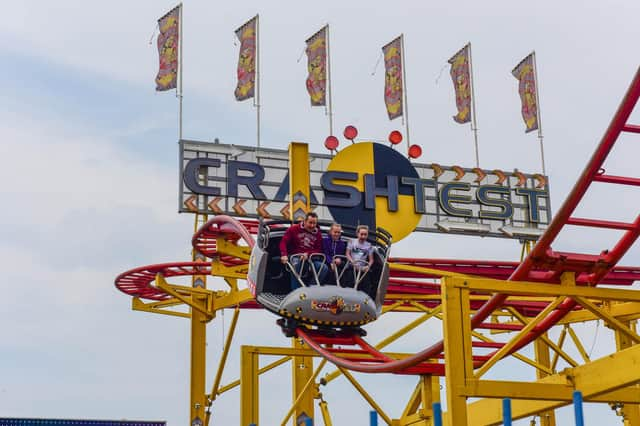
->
[297,66,640,374]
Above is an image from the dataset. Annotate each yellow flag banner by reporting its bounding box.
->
[234,16,257,101]
[305,27,327,106]
[512,53,539,133]
[448,44,471,124]
[382,37,403,120]
[155,5,180,91]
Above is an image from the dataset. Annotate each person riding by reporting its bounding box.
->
[279,212,327,289]
[345,224,375,292]
[322,223,347,285]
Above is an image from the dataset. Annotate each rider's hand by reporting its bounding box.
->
[280,256,288,264]
[301,253,308,260]
[334,258,342,266]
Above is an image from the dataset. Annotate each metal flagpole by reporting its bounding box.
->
[532,51,546,175]
[178,3,183,141]
[326,24,334,136]
[468,42,480,168]
[255,14,261,150]
[400,34,411,151]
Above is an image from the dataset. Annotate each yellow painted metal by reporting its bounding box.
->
[318,399,333,426]
[533,335,557,426]
[397,376,440,425]
[442,277,473,426]
[131,296,191,319]
[291,337,315,425]
[215,236,252,260]
[190,224,209,426]
[240,345,260,426]
[208,306,241,403]
[453,277,640,302]
[565,325,590,363]
[574,296,640,343]
[550,327,567,372]
[474,297,565,379]
[559,301,640,325]
[217,356,291,395]
[615,320,640,426]
[211,261,249,279]
[336,366,394,425]
[465,343,640,425]
[288,142,310,222]
[506,306,578,368]
[281,358,327,426]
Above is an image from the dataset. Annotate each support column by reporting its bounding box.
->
[191,223,209,426]
[533,336,557,426]
[241,346,260,425]
[616,320,640,426]
[442,277,473,426]
[292,338,315,425]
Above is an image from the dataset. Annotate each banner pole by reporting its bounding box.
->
[400,34,410,151]
[178,3,183,141]
[326,24,334,136]
[532,51,546,175]
[468,42,480,168]
[255,14,261,150]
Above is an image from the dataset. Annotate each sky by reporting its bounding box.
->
[1,0,640,425]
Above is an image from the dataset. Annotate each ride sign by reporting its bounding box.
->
[179,139,551,241]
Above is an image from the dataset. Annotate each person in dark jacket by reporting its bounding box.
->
[322,223,347,285]
[279,212,327,289]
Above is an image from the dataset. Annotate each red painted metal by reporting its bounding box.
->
[566,217,636,231]
[593,174,640,186]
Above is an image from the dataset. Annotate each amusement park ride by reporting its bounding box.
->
[116,68,640,426]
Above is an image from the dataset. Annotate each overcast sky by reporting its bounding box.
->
[2,1,640,425]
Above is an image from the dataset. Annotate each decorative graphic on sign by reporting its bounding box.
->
[305,27,327,106]
[383,37,403,120]
[234,16,257,101]
[155,5,180,91]
[311,296,360,315]
[448,44,472,124]
[512,53,539,133]
[325,142,422,242]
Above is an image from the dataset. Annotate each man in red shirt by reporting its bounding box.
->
[279,212,327,289]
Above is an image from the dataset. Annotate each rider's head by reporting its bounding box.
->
[303,212,318,232]
[356,225,369,241]
[329,223,342,240]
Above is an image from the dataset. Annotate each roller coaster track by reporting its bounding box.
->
[296,66,640,374]
[115,67,640,376]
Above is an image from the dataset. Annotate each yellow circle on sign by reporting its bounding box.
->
[325,142,421,242]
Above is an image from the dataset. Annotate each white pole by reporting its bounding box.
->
[178,3,183,141]
[468,42,480,168]
[326,24,334,136]
[400,34,410,152]
[532,51,546,175]
[255,14,261,150]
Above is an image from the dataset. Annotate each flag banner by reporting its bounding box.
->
[383,37,403,120]
[155,5,180,91]
[234,16,257,101]
[512,53,539,133]
[305,26,327,106]
[448,44,472,124]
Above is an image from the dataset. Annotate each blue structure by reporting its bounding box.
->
[573,391,585,426]
[369,410,378,426]
[432,402,443,426]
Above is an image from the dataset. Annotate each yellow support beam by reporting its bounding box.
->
[442,277,473,426]
[288,142,310,222]
[215,236,252,260]
[464,343,640,425]
[240,345,260,426]
[291,337,315,424]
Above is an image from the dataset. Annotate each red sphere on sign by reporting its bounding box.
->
[343,125,358,141]
[408,144,422,159]
[389,130,403,145]
[324,136,339,151]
